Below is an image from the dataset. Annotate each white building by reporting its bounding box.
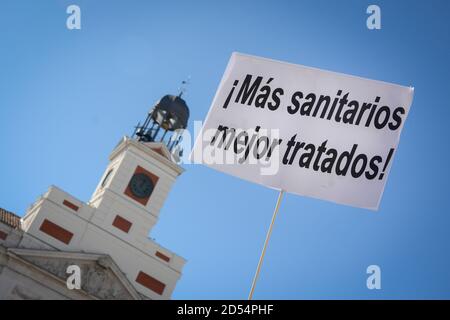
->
[0,94,190,300]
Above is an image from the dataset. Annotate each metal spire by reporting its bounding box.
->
[178,76,191,98]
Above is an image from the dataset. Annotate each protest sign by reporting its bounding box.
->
[192,53,414,210]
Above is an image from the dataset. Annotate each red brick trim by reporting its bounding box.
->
[39,219,73,244]
[151,147,168,159]
[0,230,7,240]
[155,251,170,263]
[135,271,165,295]
[124,166,159,206]
[63,200,79,212]
[112,215,132,233]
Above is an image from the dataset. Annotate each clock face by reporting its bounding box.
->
[129,173,154,199]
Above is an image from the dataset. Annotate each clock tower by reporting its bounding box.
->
[16,93,190,299]
[89,94,189,236]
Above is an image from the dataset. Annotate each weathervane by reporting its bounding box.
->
[178,76,191,98]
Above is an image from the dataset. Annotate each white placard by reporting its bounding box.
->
[191,53,414,210]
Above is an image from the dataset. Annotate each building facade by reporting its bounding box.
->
[0,111,188,299]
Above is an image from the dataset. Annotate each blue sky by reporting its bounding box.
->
[0,0,449,299]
